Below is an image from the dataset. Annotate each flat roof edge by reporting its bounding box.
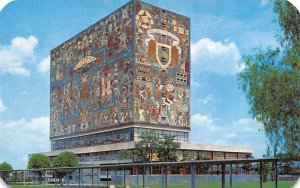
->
[180,142,252,153]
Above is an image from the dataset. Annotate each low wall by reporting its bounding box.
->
[110,174,261,185]
[278,175,299,181]
[66,174,299,185]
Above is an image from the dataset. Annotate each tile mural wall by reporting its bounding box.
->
[133,1,190,128]
[50,1,190,140]
[50,2,135,138]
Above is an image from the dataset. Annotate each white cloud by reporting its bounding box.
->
[0,116,50,168]
[0,100,7,112]
[0,0,14,12]
[261,0,269,6]
[0,36,38,76]
[191,38,241,75]
[38,55,50,73]
[191,79,202,88]
[190,114,267,157]
[197,95,213,104]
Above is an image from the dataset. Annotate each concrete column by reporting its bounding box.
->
[142,166,145,188]
[275,161,278,188]
[221,164,225,188]
[136,167,139,188]
[260,162,262,188]
[67,170,69,186]
[92,168,94,187]
[97,168,100,187]
[236,153,239,175]
[123,168,126,187]
[211,151,214,175]
[43,170,46,186]
[161,166,164,188]
[230,163,233,188]
[191,163,196,188]
[106,168,109,188]
[22,171,24,185]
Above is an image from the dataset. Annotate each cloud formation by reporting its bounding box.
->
[261,0,270,6]
[190,113,267,157]
[191,38,241,75]
[0,36,38,76]
[0,100,7,112]
[0,0,14,12]
[191,79,202,88]
[38,55,50,73]
[0,116,50,168]
[197,95,213,104]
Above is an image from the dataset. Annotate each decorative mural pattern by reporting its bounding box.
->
[50,3,134,137]
[133,1,190,127]
[50,1,190,141]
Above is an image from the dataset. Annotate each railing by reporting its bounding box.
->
[1,157,299,188]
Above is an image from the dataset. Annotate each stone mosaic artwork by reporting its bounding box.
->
[50,1,190,139]
[50,2,135,137]
[133,1,190,127]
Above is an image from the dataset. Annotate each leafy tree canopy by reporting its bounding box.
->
[0,162,12,171]
[27,153,51,184]
[0,162,13,181]
[52,151,78,168]
[133,131,160,162]
[52,151,78,186]
[27,153,51,169]
[157,135,180,162]
[274,0,300,48]
[120,131,180,163]
[238,0,300,157]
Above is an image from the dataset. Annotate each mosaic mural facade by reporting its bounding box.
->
[50,1,190,150]
[133,1,190,127]
[50,2,135,138]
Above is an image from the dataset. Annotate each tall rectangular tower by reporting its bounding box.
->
[50,0,190,152]
[132,1,190,141]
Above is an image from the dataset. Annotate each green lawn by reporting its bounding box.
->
[10,186,59,188]
[139,181,295,188]
[9,181,296,188]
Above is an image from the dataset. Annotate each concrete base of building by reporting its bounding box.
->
[42,141,252,165]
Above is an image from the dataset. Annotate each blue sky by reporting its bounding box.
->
[0,0,279,169]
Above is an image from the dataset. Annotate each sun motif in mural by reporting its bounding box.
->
[136,10,154,32]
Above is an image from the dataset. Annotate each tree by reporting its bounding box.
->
[241,154,254,175]
[120,131,160,163]
[0,162,13,182]
[119,149,134,162]
[121,131,181,163]
[198,156,211,174]
[157,135,180,162]
[28,154,51,184]
[238,0,300,157]
[274,0,300,49]
[52,152,78,186]
[135,131,160,162]
[180,150,195,161]
[256,162,272,182]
